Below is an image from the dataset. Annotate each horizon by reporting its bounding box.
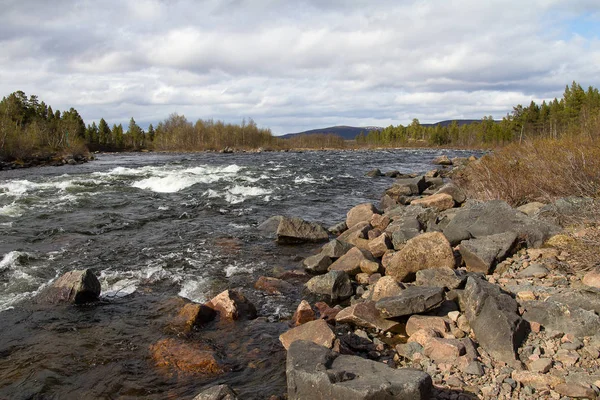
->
[1,1,599,135]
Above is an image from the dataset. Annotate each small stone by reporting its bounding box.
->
[368,233,392,258]
[511,370,565,390]
[292,300,315,326]
[334,301,399,332]
[463,361,484,376]
[517,291,536,302]
[448,311,461,322]
[554,349,579,366]
[370,214,391,231]
[530,321,542,333]
[360,259,380,275]
[518,263,549,279]
[375,286,444,318]
[206,289,257,320]
[396,342,424,360]
[355,272,370,284]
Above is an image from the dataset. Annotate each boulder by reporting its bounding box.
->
[405,315,448,336]
[415,268,466,290]
[254,276,294,295]
[517,202,546,217]
[38,269,101,304]
[411,193,454,212]
[370,276,403,301]
[315,302,343,322]
[442,200,560,248]
[368,233,392,258]
[461,277,527,366]
[305,271,353,302]
[257,216,284,238]
[337,221,371,244]
[375,286,445,318]
[286,340,432,400]
[396,342,424,360]
[303,253,332,274]
[169,303,217,333]
[423,338,466,363]
[276,216,329,244]
[386,232,455,282]
[555,383,597,399]
[329,247,375,276]
[433,155,452,166]
[435,183,467,205]
[389,219,422,249]
[193,385,237,400]
[206,290,257,321]
[365,168,383,177]
[458,232,518,274]
[150,338,225,375]
[549,289,600,314]
[370,214,391,231]
[335,301,399,332]
[407,328,442,347]
[386,176,429,198]
[328,221,348,235]
[279,319,336,350]
[321,239,353,259]
[379,194,399,211]
[346,203,379,229]
[292,300,316,326]
[522,300,600,337]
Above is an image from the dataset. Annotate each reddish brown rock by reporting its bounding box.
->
[407,328,441,347]
[555,383,597,399]
[279,319,336,350]
[292,300,315,326]
[169,303,217,333]
[371,214,391,231]
[254,276,294,295]
[329,247,374,276]
[367,229,383,240]
[405,315,449,337]
[38,269,101,304]
[381,250,396,270]
[583,268,600,289]
[368,233,392,258]
[511,370,565,390]
[206,290,257,321]
[346,203,379,229]
[386,232,455,282]
[334,301,399,332]
[423,338,466,363]
[315,302,342,322]
[411,193,455,212]
[150,338,225,375]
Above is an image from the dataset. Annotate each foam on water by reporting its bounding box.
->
[225,263,254,277]
[0,203,24,218]
[225,185,272,204]
[178,279,209,303]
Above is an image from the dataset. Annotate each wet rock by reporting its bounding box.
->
[150,338,225,375]
[169,303,217,333]
[321,239,353,259]
[276,216,329,244]
[405,315,449,336]
[292,300,316,326]
[365,168,383,178]
[370,276,403,301]
[435,183,467,205]
[38,269,101,304]
[346,203,379,230]
[554,383,597,399]
[384,170,402,178]
[415,268,466,290]
[368,233,392,258]
[255,276,294,295]
[386,232,455,282]
[303,253,332,274]
[279,319,336,350]
[375,286,445,318]
[459,232,518,274]
[286,340,432,400]
[335,301,399,332]
[411,193,455,212]
[522,300,600,337]
[305,270,353,302]
[329,247,375,276]
[206,289,257,321]
[461,277,527,366]
[433,155,453,166]
[442,200,560,248]
[423,338,466,363]
[193,384,238,400]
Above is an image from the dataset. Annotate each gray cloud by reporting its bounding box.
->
[0,0,599,134]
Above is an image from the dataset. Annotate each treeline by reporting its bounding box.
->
[359,81,600,147]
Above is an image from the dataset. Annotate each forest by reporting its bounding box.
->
[0,81,599,161]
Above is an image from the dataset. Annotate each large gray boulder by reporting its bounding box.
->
[286,340,432,400]
[386,176,429,199]
[522,300,600,338]
[276,216,329,244]
[435,183,467,205]
[37,269,101,304]
[305,271,353,302]
[459,232,518,274]
[442,200,560,248]
[460,277,527,366]
[375,286,445,318]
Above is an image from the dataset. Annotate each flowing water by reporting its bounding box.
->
[0,149,478,399]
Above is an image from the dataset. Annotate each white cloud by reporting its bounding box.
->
[0,0,599,134]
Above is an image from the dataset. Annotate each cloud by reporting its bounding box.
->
[0,0,599,134]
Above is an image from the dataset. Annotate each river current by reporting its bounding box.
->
[0,149,476,399]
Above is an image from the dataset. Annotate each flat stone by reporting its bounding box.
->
[286,340,432,400]
[517,202,546,216]
[206,289,257,321]
[346,203,379,229]
[554,349,579,366]
[329,247,375,276]
[279,319,336,350]
[518,263,549,278]
[423,338,466,363]
[303,253,332,274]
[405,315,449,336]
[276,216,329,244]
[415,267,466,290]
[462,361,485,376]
[386,232,455,282]
[305,270,353,303]
[292,300,315,326]
[375,286,445,318]
[335,301,399,332]
[411,193,455,212]
[368,233,392,258]
[554,383,597,399]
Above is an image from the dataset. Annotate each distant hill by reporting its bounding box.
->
[281,120,491,140]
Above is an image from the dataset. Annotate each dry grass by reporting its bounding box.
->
[453,137,600,206]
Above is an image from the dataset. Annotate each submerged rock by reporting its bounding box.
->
[150,338,225,375]
[169,302,217,333]
[37,269,101,304]
[286,340,432,400]
[193,385,238,400]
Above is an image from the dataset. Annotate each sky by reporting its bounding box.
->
[1,0,600,135]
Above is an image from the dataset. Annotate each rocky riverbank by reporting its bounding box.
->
[36,154,600,399]
[0,152,93,170]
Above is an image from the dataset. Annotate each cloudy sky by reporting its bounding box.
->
[1,0,599,135]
